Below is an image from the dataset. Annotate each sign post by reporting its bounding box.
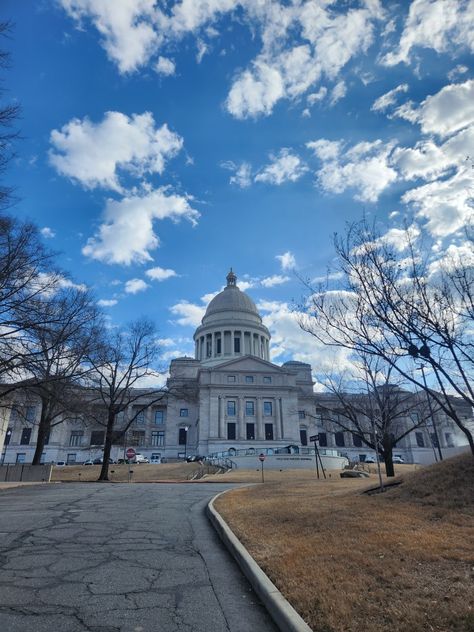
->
[126,448,136,483]
[258,453,266,483]
[309,435,326,480]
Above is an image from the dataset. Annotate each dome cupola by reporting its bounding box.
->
[194,269,271,366]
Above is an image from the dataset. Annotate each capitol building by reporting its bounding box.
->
[1,270,471,466]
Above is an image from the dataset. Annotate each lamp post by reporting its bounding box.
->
[184,425,189,460]
[408,342,443,461]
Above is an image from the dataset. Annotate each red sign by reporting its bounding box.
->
[126,448,136,459]
[258,453,266,462]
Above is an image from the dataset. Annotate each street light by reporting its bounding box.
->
[184,425,189,460]
[408,342,443,461]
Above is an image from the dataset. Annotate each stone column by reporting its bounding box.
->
[217,396,222,438]
[279,398,284,439]
[238,397,245,439]
[256,397,263,440]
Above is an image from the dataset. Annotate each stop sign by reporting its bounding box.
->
[126,448,136,459]
[258,453,266,462]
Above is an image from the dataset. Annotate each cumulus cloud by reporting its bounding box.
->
[226,59,285,119]
[97,298,118,307]
[40,227,56,239]
[82,187,199,265]
[255,149,307,185]
[145,266,178,281]
[308,138,398,202]
[383,0,474,67]
[49,111,183,191]
[260,274,291,288]
[276,251,296,271]
[155,56,176,75]
[221,161,253,188]
[371,83,409,113]
[169,300,206,327]
[124,278,149,294]
[329,80,347,105]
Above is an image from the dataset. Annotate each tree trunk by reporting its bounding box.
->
[382,440,395,477]
[32,397,50,465]
[98,409,115,481]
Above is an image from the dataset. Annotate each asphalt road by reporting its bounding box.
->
[0,483,278,632]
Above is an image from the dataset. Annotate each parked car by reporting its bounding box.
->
[392,456,405,464]
[364,457,376,463]
[92,457,115,465]
[186,455,204,463]
[132,453,149,464]
[83,459,94,466]
[55,461,66,467]
[150,457,161,464]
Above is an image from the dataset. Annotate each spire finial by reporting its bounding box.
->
[226,268,237,286]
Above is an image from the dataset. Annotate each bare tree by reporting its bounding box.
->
[85,318,167,481]
[300,219,474,456]
[19,285,102,464]
[314,355,434,476]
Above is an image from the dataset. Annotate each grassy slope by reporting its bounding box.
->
[215,454,474,632]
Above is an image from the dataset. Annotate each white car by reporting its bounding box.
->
[133,453,149,464]
[392,456,405,464]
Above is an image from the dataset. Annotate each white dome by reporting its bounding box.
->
[202,270,261,326]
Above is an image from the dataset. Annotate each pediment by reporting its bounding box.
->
[208,355,287,373]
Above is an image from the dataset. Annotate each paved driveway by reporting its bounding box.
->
[0,483,277,632]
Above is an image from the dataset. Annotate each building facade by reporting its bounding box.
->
[1,271,472,466]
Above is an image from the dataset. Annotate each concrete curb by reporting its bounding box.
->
[207,490,313,632]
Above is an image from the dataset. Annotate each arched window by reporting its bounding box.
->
[335,432,345,447]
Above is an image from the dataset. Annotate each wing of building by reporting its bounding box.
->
[1,270,472,466]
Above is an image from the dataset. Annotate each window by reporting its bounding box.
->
[352,434,363,448]
[263,376,272,384]
[263,401,273,416]
[245,375,254,384]
[67,453,76,465]
[431,433,439,448]
[180,408,189,417]
[445,432,454,447]
[44,430,50,445]
[110,431,123,445]
[178,428,188,445]
[300,428,308,446]
[415,432,425,447]
[20,428,31,445]
[26,406,36,423]
[154,410,164,424]
[318,432,327,447]
[131,430,145,446]
[298,410,305,419]
[16,453,26,464]
[265,423,274,440]
[90,431,105,446]
[245,401,255,416]
[206,338,212,357]
[227,400,236,416]
[246,423,255,440]
[411,411,420,423]
[314,408,323,423]
[135,410,145,424]
[335,432,345,447]
[227,375,236,383]
[216,338,222,354]
[234,337,240,353]
[4,428,12,445]
[151,431,165,447]
[69,431,83,447]
[227,423,236,440]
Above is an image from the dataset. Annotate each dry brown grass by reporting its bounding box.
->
[51,462,210,482]
[215,454,474,632]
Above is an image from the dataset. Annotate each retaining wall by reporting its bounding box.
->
[0,464,52,482]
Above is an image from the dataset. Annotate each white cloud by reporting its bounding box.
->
[329,80,347,105]
[221,161,253,188]
[307,86,327,106]
[260,274,290,288]
[124,278,149,294]
[226,59,285,119]
[447,64,469,81]
[276,251,296,271]
[383,0,474,67]
[82,187,199,265]
[49,111,183,191]
[97,298,118,307]
[412,79,474,137]
[255,149,307,185]
[155,56,176,76]
[310,138,398,202]
[371,83,409,113]
[145,266,178,281]
[59,0,159,74]
[40,227,56,239]
[169,300,206,327]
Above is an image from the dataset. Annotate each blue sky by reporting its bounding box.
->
[4,0,474,370]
